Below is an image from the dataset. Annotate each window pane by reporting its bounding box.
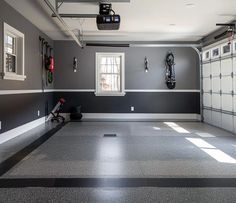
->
[100,57,121,74]
[113,64,120,74]
[6,53,16,73]
[100,65,113,73]
[223,44,230,54]
[114,57,121,65]
[100,74,120,92]
[5,35,15,54]
[5,47,13,54]
[7,35,13,45]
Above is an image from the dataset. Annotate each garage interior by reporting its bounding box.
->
[0,0,236,202]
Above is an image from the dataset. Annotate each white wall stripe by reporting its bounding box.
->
[0,89,54,95]
[53,89,95,92]
[0,117,46,145]
[63,113,201,121]
[0,89,200,95]
[125,89,201,93]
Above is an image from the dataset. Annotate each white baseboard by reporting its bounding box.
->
[66,113,201,121]
[0,117,46,145]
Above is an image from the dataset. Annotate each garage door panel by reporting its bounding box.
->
[203,93,211,107]
[234,97,236,113]
[221,76,232,93]
[211,111,221,128]
[212,77,220,93]
[203,109,212,124]
[203,63,211,77]
[203,78,211,92]
[212,94,221,109]
[222,95,233,112]
[234,116,236,133]
[221,114,234,132]
[221,58,232,76]
[211,61,220,76]
[233,57,236,74]
[233,76,236,93]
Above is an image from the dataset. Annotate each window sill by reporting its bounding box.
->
[2,73,26,81]
[95,92,126,97]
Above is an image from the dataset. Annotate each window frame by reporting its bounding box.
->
[221,42,232,57]
[2,22,26,81]
[95,52,125,96]
[202,50,211,62]
[211,46,220,59]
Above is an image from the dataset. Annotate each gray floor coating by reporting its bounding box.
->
[0,122,57,163]
[0,187,236,203]
[1,121,236,202]
[2,121,236,178]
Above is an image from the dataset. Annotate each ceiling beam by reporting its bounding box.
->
[52,14,98,18]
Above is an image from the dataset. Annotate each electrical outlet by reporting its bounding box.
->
[131,106,135,112]
[37,110,40,117]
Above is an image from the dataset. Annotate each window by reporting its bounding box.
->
[211,46,220,59]
[95,53,125,96]
[2,23,26,81]
[221,42,232,57]
[202,50,210,62]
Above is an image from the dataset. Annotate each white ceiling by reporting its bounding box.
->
[4,0,236,42]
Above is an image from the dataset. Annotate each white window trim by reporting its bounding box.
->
[95,52,125,96]
[2,22,26,81]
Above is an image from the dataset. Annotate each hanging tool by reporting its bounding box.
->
[165,51,176,89]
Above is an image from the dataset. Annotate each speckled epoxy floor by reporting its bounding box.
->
[0,187,236,203]
[1,121,236,202]
[2,122,236,178]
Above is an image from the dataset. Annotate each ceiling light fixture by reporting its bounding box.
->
[185,3,195,8]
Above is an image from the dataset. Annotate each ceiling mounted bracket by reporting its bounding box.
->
[43,0,83,48]
[55,0,64,11]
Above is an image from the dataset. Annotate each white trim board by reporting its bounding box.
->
[53,89,201,93]
[0,117,46,145]
[68,113,201,121]
[0,89,54,95]
[125,89,200,93]
[0,89,201,95]
[53,89,95,92]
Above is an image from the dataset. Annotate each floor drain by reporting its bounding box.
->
[104,134,117,137]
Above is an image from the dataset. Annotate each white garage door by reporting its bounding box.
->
[202,42,236,133]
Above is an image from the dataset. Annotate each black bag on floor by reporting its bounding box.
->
[70,106,83,121]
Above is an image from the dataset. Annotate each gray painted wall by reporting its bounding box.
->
[0,1,54,133]
[54,41,200,90]
[0,0,53,90]
[54,41,200,114]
